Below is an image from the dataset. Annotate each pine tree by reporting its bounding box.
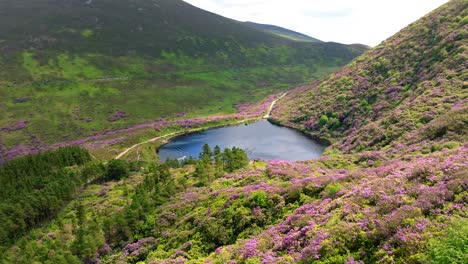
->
[105,159,130,180]
[213,145,221,156]
[193,162,208,186]
[223,148,233,172]
[214,153,224,178]
[200,144,213,164]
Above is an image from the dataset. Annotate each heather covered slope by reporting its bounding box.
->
[271,0,467,154]
[3,144,466,263]
[0,1,466,263]
[0,0,364,153]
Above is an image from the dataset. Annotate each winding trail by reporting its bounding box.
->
[115,92,288,159]
[264,92,288,118]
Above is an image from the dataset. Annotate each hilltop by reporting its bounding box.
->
[245,22,322,42]
[0,0,364,158]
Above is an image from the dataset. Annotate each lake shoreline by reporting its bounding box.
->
[267,118,333,147]
[158,119,327,162]
[115,92,289,160]
[1,92,285,163]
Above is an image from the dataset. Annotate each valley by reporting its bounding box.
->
[158,119,325,162]
[116,92,291,161]
[0,0,466,264]
[0,0,364,160]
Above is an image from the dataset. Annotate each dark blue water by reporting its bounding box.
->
[158,120,326,161]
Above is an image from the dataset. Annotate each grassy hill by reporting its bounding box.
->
[0,1,466,263]
[272,0,467,154]
[0,0,364,154]
[244,21,322,42]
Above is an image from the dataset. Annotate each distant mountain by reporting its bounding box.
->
[0,0,352,60]
[0,0,366,153]
[244,21,321,42]
[0,0,279,55]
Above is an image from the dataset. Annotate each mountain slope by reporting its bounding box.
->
[0,0,285,55]
[0,0,365,156]
[272,0,467,153]
[245,21,322,42]
[0,1,466,263]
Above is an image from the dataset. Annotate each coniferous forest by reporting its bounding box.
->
[0,145,253,262]
[0,147,91,246]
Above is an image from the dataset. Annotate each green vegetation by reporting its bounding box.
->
[318,115,329,126]
[0,0,364,153]
[0,0,465,263]
[105,159,130,181]
[1,49,346,151]
[272,0,467,154]
[0,147,91,248]
[3,142,465,263]
[0,145,251,263]
[425,217,468,263]
[322,183,343,198]
[244,22,322,42]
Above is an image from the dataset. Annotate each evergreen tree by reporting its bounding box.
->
[223,148,234,172]
[72,202,86,258]
[213,145,221,156]
[200,144,213,163]
[222,147,249,172]
[105,159,130,180]
[232,147,249,170]
[214,153,224,178]
[165,158,180,168]
[193,161,208,186]
[0,147,92,246]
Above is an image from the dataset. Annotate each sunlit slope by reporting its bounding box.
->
[0,0,365,150]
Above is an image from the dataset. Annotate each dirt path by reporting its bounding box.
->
[264,92,288,118]
[115,92,288,160]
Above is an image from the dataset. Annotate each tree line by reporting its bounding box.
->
[9,145,250,263]
[0,144,250,260]
[0,147,92,247]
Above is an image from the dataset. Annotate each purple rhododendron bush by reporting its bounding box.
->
[206,147,467,263]
[1,0,467,263]
[271,0,466,154]
[90,146,466,263]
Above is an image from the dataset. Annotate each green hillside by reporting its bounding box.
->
[0,1,466,263]
[272,0,467,153]
[244,22,322,42]
[0,0,364,155]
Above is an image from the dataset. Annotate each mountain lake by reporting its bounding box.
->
[158,120,326,161]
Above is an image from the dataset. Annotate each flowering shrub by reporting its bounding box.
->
[271,0,466,155]
[1,91,283,161]
[107,110,127,122]
[0,120,28,132]
[204,147,467,263]
[1,1,466,263]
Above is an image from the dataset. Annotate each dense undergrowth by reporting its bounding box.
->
[0,0,466,263]
[272,0,467,154]
[0,145,253,263]
[0,147,91,249]
[1,145,466,263]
